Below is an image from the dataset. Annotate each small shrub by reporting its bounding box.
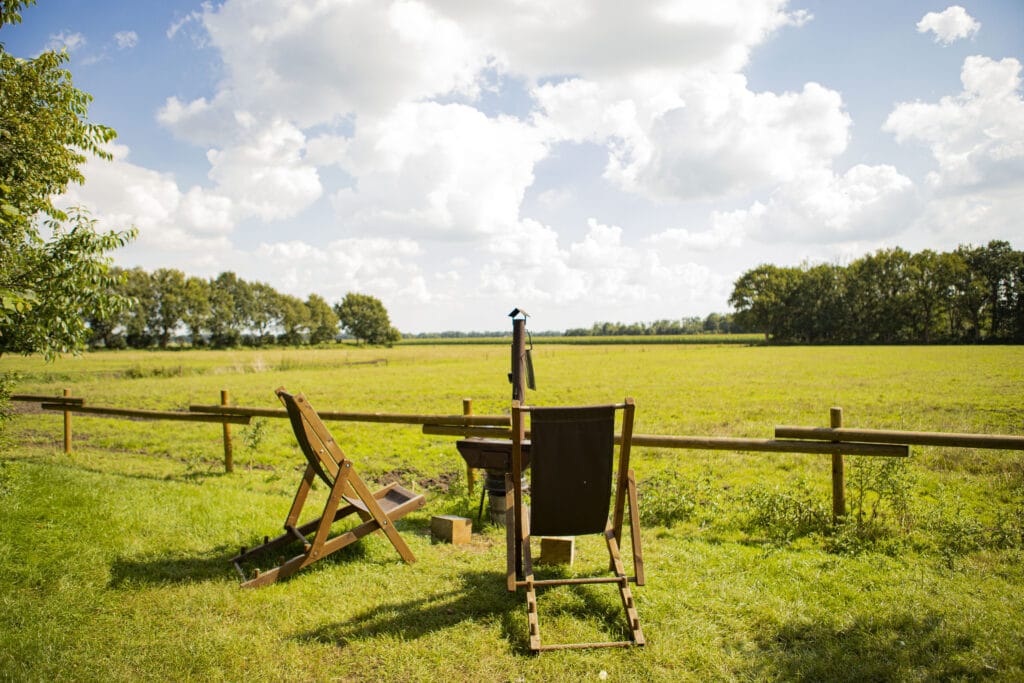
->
[739,478,831,543]
[241,417,269,454]
[827,456,916,555]
[639,469,719,527]
[846,456,915,529]
[919,497,986,567]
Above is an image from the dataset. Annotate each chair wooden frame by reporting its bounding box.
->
[230,388,425,588]
[505,398,645,652]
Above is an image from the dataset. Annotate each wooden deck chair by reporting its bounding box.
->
[505,399,645,652]
[230,387,425,588]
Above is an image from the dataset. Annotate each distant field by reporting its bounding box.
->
[2,344,1022,680]
[398,333,764,345]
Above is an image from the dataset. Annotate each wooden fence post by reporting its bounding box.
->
[462,398,474,495]
[63,388,72,455]
[222,389,234,473]
[831,407,845,523]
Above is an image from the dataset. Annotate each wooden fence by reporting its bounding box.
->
[12,390,1024,520]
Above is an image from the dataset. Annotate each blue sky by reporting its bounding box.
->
[4,1,1023,332]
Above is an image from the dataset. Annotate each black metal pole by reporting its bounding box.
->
[511,317,526,403]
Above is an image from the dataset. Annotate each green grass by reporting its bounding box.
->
[2,344,1023,680]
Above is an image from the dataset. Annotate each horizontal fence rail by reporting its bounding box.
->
[41,404,251,424]
[775,426,1024,450]
[627,434,908,457]
[190,404,510,427]
[14,391,1021,520]
[421,425,909,457]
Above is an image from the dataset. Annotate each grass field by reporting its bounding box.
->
[1,344,1022,681]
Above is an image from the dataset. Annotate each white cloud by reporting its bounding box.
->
[255,237,424,304]
[877,55,1024,246]
[158,0,487,137]
[167,2,212,45]
[884,56,1024,191]
[206,119,322,222]
[753,165,916,241]
[477,217,728,311]
[54,143,236,259]
[534,74,851,201]
[114,30,138,49]
[44,31,86,53]
[916,6,980,45]
[448,0,805,79]
[332,102,547,237]
[646,208,754,252]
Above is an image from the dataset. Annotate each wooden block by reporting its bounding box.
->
[431,515,472,545]
[539,536,575,566]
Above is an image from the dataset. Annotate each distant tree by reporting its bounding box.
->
[84,267,128,349]
[951,245,989,342]
[122,267,156,348]
[306,294,339,344]
[729,264,802,341]
[278,294,310,345]
[150,268,187,348]
[0,1,134,359]
[334,293,400,345]
[789,263,843,343]
[966,240,1019,339]
[206,272,249,347]
[906,250,954,343]
[248,281,282,346]
[180,276,210,346]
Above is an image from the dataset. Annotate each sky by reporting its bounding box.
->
[3,1,1023,333]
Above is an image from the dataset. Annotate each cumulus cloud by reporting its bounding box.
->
[114,30,138,49]
[332,102,547,237]
[255,237,424,304]
[885,56,1024,242]
[72,0,1024,329]
[533,74,851,201]
[44,31,86,52]
[478,217,728,310]
[917,6,980,45]
[206,119,322,222]
[645,208,754,252]
[449,0,806,79]
[159,0,487,138]
[884,56,1024,191]
[54,143,235,259]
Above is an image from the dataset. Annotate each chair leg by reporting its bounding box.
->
[346,470,418,563]
[627,469,645,586]
[505,473,516,592]
[523,539,542,651]
[604,525,645,646]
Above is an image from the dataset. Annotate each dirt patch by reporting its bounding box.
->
[416,470,459,494]
[376,467,458,494]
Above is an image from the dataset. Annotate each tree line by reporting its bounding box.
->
[83,268,400,349]
[564,313,747,337]
[728,240,1024,344]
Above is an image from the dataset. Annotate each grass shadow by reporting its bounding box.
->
[298,567,636,654]
[108,546,240,587]
[747,610,988,681]
[107,532,378,588]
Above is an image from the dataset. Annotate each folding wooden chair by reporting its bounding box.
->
[230,388,425,588]
[505,399,645,651]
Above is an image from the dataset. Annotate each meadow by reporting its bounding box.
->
[1,343,1022,681]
